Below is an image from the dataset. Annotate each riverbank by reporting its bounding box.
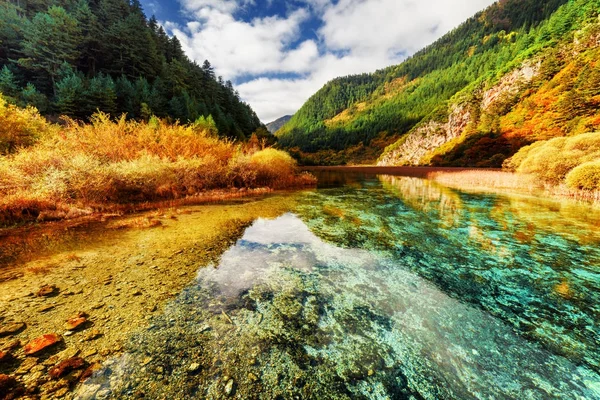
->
[305,166,600,204]
[0,102,315,228]
[0,195,298,399]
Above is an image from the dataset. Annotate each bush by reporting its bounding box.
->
[566,160,600,190]
[506,132,600,184]
[0,104,314,224]
[250,149,298,188]
[0,95,53,154]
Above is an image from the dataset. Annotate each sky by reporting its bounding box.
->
[140,0,497,123]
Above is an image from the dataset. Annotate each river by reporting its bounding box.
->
[1,171,599,399]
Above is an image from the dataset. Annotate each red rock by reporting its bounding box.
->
[48,357,85,379]
[0,322,25,337]
[24,334,61,356]
[65,317,86,331]
[65,312,88,331]
[36,284,58,297]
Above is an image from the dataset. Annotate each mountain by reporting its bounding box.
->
[266,115,292,134]
[277,0,600,166]
[0,0,262,139]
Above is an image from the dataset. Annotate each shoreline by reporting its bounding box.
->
[303,165,501,178]
[304,166,600,205]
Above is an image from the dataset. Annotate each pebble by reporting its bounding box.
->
[65,315,87,331]
[0,322,25,337]
[188,363,201,373]
[15,358,38,375]
[83,329,102,341]
[36,284,58,297]
[38,305,55,313]
[224,379,235,396]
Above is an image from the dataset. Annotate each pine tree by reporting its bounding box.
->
[0,66,18,97]
[18,6,81,95]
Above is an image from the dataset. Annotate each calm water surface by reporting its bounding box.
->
[77,173,600,399]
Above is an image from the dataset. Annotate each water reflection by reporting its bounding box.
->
[79,211,600,399]
[296,175,600,374]
[73,173,600,399]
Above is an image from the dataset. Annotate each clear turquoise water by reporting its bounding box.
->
[77,174,600,399]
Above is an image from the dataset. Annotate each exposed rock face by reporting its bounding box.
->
[378,62,540,166]
[378,104,471,166]
[481,62,540,111]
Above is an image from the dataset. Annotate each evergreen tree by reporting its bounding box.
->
[18,6,81,95]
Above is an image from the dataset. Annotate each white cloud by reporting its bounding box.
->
[169,0,496,122]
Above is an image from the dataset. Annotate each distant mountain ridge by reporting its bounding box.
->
[266,115,292,134]
[276,0,600,166]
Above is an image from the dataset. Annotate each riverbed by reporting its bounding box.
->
[1,171,599,399]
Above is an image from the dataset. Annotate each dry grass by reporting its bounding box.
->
[428,169,600,202]
[428,170,539,192]
[0,102,316,226]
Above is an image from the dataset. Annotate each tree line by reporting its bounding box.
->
[0,0,262,139]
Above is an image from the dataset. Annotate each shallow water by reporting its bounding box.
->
[44,174,600,398]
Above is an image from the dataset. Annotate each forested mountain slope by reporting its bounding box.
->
[0,0,262,139]
[277,0,600,166]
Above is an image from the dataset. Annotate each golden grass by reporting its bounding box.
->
[0,103,316,226]
[428,169,600,202]
[428,170,539,192]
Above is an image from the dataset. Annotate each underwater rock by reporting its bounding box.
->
[224,378,235,396]
[65,312,87,331]
[49,357,85,379]
[1,339,20,351]
[0,350,11,363]
[15,358,38,375]
[24,334,61,355]
[38,304,54,313]
[83,329,101,341]
[188,363,200,373]
[0,322,25,337]
[36,285,58,297]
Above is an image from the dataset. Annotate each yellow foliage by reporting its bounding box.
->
[0,95,54,154]
[0,106,315,225]
[507,132,600,185]
[250,148,298,188]
[566,160,600,190]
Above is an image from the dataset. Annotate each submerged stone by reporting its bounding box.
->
[0,322,25,337]
[24,334,61,356]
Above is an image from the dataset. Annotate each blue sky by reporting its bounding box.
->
[140,0,496,122]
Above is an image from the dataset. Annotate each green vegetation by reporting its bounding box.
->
[0,0,262,139]
[277,0,600,166]
[0,98,314,226]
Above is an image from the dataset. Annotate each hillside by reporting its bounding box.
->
[0,0,262,139]
[266,115,293,134]
[276,0,600,166]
